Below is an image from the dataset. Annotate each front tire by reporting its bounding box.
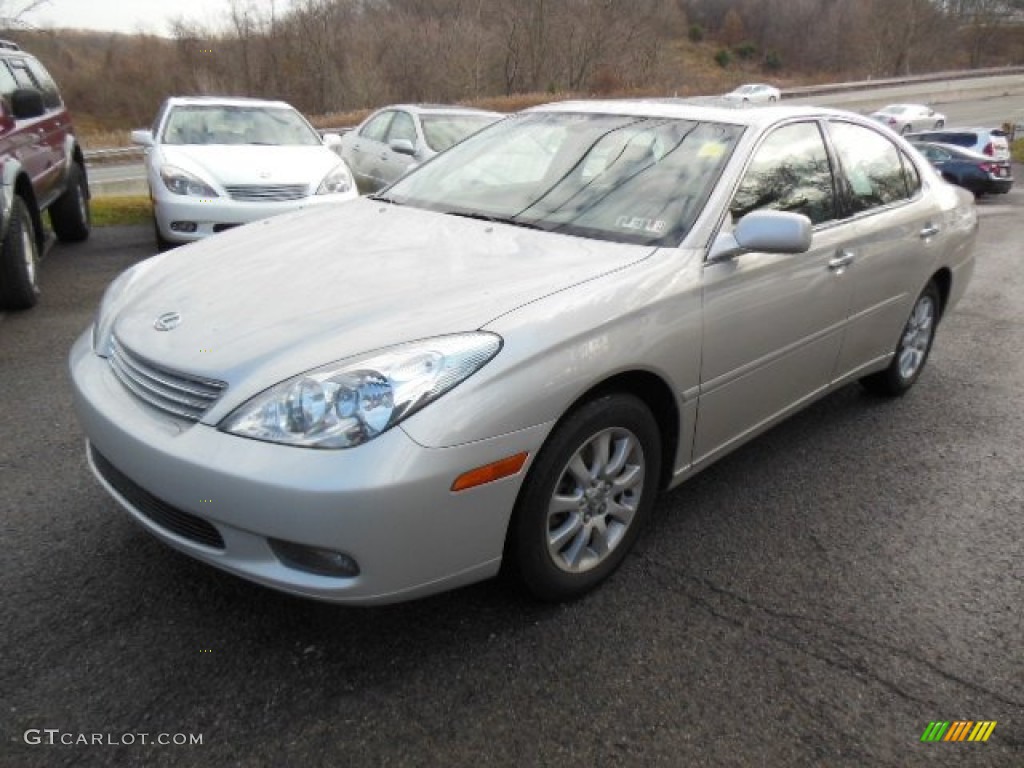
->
[860,281,940,396]
[49,163,90,242]
[0,196,41,310]
[507,394,662,602]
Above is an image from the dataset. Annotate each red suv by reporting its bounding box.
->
[0,39,90,310]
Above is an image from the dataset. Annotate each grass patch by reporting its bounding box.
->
[90,195,151,228]
[1013,138,1024,164]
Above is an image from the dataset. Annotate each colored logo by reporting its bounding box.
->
[920,721,997,742]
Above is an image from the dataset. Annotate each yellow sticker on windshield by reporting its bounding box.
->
[698,142,727,159]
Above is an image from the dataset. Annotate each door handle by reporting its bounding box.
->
[920,224,940,239]
[829,250,854,272]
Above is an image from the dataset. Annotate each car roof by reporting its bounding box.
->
[163,96,298,110]
[527,99,859,129]
[911,140,990,160]
[383,103,504,117]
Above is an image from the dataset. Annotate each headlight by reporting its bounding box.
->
[221,333,502,448]
[316,163,354,195]
[159,165,219,197]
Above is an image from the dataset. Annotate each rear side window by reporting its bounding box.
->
[731,121,837,226]
[23,58,62,109]
[828,122,912,213]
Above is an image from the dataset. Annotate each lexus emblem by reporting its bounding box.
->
[153,311,182,331]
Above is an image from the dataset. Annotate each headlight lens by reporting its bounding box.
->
[316,163,354,195]
[221,333,502,448]
[159,165,219,197]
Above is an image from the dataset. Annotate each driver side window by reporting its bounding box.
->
[731,122,837,226]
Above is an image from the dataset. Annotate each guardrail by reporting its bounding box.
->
[779,64,1024,99]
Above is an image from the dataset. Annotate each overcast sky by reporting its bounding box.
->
[21,0,296,36]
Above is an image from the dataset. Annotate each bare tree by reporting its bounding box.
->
[0,0,50,31]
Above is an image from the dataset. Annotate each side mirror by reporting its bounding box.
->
[131,129,154,147]
[11,88,45,120]
[709,210,812,262]
[389,138,417,157]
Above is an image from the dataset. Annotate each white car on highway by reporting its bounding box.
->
[722,83,781,104]
[869,103,946,135]
[132,97,358,248]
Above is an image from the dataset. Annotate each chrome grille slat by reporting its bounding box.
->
[108,338,226,422]
[112,344,221,402]
[225,184,308,202]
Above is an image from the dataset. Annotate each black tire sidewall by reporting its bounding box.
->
[0,197,40,310]
[862,281,940,396]
[50,163,90,243]
[509,394,662,602]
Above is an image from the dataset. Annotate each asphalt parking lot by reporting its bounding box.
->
[1,186,1022,766]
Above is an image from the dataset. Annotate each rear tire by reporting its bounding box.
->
[860,281,940,396]
[0,196,41,310]
[49,163,90,242]
[507,394,662,602]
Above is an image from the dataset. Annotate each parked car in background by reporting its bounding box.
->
[722,83,780,104]
[911,140,1013,196]
[339,104,503,193]
[73,101,976,606]
[869,104,945,134]
[905,127,1011,162]
[132,96,357,248]
[0,39,90,310]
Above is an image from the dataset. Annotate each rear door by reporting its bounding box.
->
[824,120,940,381]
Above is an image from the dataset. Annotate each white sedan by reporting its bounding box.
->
[869,104,946,135]
[722,83,781,104]
[132,97,358,248]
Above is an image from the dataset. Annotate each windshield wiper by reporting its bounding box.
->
[368,193,404,205]
[444,211,545,230]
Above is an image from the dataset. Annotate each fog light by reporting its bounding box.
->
[269,538,360,578]
[170,221,197,233]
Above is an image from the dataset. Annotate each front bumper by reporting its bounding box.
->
[70,331,547,604]
[153,190,358,244]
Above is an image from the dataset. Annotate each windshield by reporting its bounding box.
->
[386,112,742,246]
[421,114,501,153]
[161,105,322,146]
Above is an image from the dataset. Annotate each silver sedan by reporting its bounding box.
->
[339,104,503,194]
[71,101,977,604]
[869,103,946,134]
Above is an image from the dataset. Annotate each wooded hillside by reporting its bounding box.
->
[5,0,1024,134]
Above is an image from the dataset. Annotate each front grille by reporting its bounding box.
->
[90,446,225,550]
[108,337,226,422]
[224,184,308,202]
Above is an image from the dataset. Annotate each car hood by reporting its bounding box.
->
[109,198,655,400]
[157,144,343,188]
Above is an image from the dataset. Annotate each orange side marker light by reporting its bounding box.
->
[451,452,529,492]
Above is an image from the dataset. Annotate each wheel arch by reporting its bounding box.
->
[549,369,681,493]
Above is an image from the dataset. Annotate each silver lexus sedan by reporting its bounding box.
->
[71,101,977,605]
